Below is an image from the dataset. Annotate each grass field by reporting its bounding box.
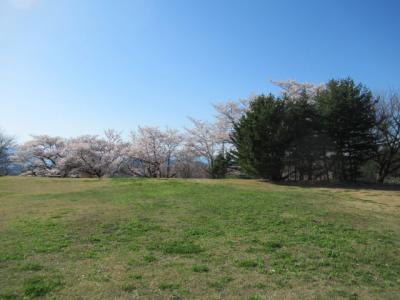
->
[0,177,399,299]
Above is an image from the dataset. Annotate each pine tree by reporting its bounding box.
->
[316,79,377,182]
[232,94,294,180]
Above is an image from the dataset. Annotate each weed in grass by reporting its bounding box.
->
[0,252,23,262]
[184,226,224,237]
[88,234,102,243]
[23,275,63,297]
[327,249,340,258]
[237,259,259,269]
[207,276,233,291]
[126,258,140,267]
[121,283,136,292]
[101,223,119,234]
[118,218,162,241]
[127,243,139,252]
[158,283,180,290]
[143,255,156,263]
[128,274,143,280]
[162,240,202,255]
[246,246,260,253]
[146,241,160,251]
[185,228,207,236]
[264,241,283,252]
[254,283,267,289]
[18,262,43,271]
[87,269,111,282]
[0,293,19,300]
[328,289,359,300]
[81,250,98,259]
[192,264,209,272]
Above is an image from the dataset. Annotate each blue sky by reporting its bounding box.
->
[1,0,399,141]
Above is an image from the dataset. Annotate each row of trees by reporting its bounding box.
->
[0,123,228,179]
[1,78,399,182]
[232,79,400,182]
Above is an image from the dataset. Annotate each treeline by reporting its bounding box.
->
[233,78,400,182]
[0,123,229,179]
[0,78,399,182]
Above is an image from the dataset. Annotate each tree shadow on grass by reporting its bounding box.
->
[272,180,400,192]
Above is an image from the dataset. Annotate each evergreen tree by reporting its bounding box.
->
[285,92,328,181]
[232,94,295,180]
[211,152,231,178]
[316,78,377,182]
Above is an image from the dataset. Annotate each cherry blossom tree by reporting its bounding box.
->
[175,147,208,178]
[163,128,184,177]
[271,79,325,100]
[128,127,183,177]
[213,98,250,150]
[65,130,127,178]
[185,118,224,176]
[16,135,66,176]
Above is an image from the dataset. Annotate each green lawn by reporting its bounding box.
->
[0,177,399,299]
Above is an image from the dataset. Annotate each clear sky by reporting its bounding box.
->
[1,0,399,141]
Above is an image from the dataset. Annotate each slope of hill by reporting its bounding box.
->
[0,177,399,299]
